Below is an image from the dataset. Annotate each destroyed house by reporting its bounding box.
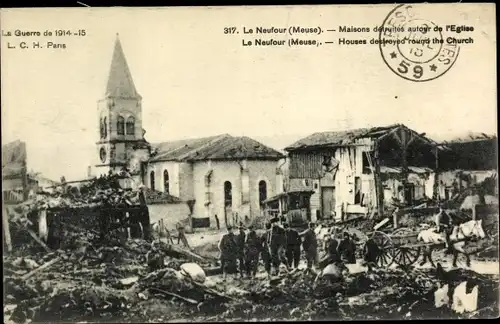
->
[438,133,497,171]
[2,140,29,203]
[436,133,498,199]
[285,124,444,220]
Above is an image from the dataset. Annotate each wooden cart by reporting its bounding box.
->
[362,226,492,269]
[362,228,423,268]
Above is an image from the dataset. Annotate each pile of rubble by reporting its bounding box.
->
[6,175,139,224]
[3,171,222,323]
[210,265,499,321]
[3,229,221,323]
[4,176,498,322]
[4,227,499,323]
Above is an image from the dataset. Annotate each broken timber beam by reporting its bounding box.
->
[191,280,238,301]
[204,266,223,277]
[373,218,390,231]
[3,206,13,252]
[148,287,199,305]
[21,256,61,280]
[166,244,218,264]
[334,215,364,225]
[25,228,52,253]
[372,142,384,219]
[433,146,440,202]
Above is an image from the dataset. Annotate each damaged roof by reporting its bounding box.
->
[285,124,398,150]
[285,124,442,151]
[149,134,285,162]
[438,132,497,144]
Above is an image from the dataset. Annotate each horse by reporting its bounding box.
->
[417,219,486,268]
[268,223,289,275]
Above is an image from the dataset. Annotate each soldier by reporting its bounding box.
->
[435,206,453,253]
[284,223,301,269]
[146,240,164,271]
[236,225,247,278]
[137,184,152,241]
[261,222,272,278]
[320,233,340,269]
[338,231,357,264]
[363,236,381,272]
[218,226,238,281]
[177,223,191,250]
[268,217,289,276]
[300,222,318,273]
[244,226,261,278]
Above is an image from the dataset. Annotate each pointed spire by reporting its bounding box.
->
[105,34,141,99]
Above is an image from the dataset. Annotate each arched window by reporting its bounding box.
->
[117,116,125,135]
[150,171,155,191]
[259,180,267,205]
[103,117,107,138]
[163,169,169,194]
[126,116,135,135]
[224,181,232,207]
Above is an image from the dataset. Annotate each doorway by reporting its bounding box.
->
[321,186,335,219]
[224,181,232,227]
[404,184,415,205]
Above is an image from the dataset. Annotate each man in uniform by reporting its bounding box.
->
[218,226,238,281]
[435,205,453,253]
[363,235,381,272]
[284,223,301,269]
[300,222,318,273]
[137,184,152,241]
[261,222,272,278]
[244,226,261,278]
[177,223,191,250]
[268,217,289,276]
[320,233,341,269]
[146,240,165,271]
[338,231,357,264]
[236,225,247,278]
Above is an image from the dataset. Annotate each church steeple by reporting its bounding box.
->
[105,33,141,99]
[95,34,146,176]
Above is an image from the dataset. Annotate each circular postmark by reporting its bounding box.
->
[379,4,460,82]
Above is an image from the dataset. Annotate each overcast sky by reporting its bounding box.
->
[1,5,497,181]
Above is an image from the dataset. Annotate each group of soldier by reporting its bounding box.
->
[217,217,370,280]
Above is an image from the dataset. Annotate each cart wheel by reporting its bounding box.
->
[371,231,394,267]
[392,246,421,267]
[392,227,413,237]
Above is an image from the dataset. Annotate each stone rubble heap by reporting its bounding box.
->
[4,228,499,323]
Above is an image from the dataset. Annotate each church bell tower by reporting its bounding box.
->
[95,34,149,177]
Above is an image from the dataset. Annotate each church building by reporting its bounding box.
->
[94,35,286,224]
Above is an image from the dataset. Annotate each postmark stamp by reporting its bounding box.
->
[379,4,460,82]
